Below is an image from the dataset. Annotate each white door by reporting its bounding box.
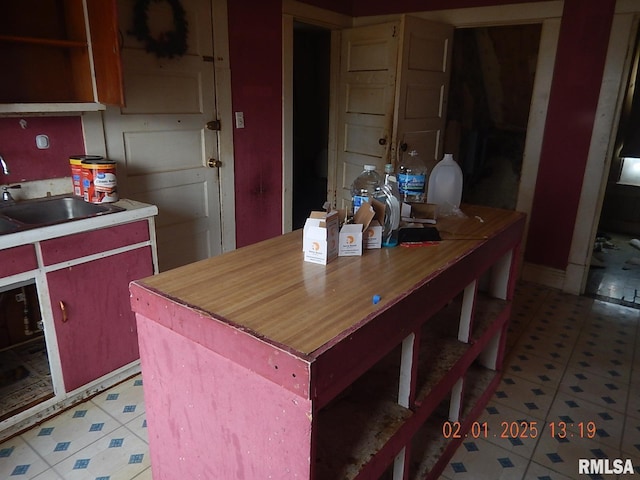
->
[104,0,223,272]
[392,16,453,175]
[334,16,453,209]
[335,21,400,210]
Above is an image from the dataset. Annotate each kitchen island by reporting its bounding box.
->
[130,204,525,480]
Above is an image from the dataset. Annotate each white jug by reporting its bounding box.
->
[426,153,463,216]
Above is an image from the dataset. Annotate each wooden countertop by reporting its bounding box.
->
[135,205,525,357]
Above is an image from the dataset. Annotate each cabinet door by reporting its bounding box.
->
[47,247,154,392]
[87,0,125,106]
[0,244,37,278]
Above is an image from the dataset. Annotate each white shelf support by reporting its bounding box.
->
[448,377,464,422]
[489,249,514,300]
[458,280,477,342]
[398,332,416,408]
[393,447,407,480]
[478,328,502,370]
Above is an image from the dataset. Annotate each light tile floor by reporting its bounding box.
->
[586,231,640,307]
[0,281,638,479]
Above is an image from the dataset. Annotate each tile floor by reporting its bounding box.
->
[0,281,638,479]
[586,231,640,307]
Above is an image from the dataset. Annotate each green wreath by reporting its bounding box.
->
[129,0,188,58]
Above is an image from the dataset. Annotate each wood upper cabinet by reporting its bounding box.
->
[0,0,124,111]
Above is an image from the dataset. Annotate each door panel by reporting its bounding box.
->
[394,16,453,175]
[334,16,453,211]
[105,0,222,272]
[336,21,400,210]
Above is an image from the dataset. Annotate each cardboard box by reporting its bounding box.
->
[303,210,339,264]
[401,202,438,224]
[364,220,383,249]
[339,223,363,256]
[338,201,376,256]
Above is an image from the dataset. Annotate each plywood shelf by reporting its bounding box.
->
[0,35,87,48]
[410,365,499,480]
[316,347,410,480]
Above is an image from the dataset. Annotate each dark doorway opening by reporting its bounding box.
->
[587,27,640,308]
[445,24,541,211]
[292,22,331,230]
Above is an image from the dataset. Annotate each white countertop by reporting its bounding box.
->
[0,198,158,251]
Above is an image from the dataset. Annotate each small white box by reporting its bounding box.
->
[364,220,383,249]
[303,210,339,265]
[339,223,363,256]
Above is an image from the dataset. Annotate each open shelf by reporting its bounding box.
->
[0,0,122,109]
[315,346,411,480]
[409,364,499,479]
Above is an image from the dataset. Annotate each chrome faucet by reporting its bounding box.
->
[0,154,8,175]
[1,185,20,204]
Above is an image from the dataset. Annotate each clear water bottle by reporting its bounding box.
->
[351,164,383,214]
[397,150,427,202]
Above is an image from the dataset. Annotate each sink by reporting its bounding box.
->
[0,216,19,234]
[0,196,124,233]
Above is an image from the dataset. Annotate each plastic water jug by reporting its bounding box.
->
[351,164,383,214]
[427,153,463,216]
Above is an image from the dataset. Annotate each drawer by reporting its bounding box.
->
[41,220,151,265]
[0,244,38,277]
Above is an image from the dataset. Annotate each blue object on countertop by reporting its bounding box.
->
[373,294,381,304]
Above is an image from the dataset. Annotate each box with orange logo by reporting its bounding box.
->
[338,201,376,256]
[303,210,339,264]
[364,220,383,249]
[339,223,364,256]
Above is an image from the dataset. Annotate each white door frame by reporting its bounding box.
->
[282,0,351,233]
[282,1,563,253]
[211,0,236,253]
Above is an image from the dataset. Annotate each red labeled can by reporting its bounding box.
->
[70,155,102,197]
[82,158,118,203]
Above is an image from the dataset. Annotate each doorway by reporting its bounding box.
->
[586,27,640,308]
[292,22,331,230]
[0,282,53,422]
[445,25,541,211]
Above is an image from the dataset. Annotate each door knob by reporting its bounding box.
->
[208,158,222,168]
[379,138,387,145]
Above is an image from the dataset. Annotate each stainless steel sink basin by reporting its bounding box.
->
[0,216,19,234]
[0,196,124,234]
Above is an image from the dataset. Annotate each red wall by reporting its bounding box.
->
[227,0,284,248]
[525,0,615,269]
[0,116,85,184]
[228,0,617,269]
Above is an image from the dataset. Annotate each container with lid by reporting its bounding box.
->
[82,158,118,204]
[70,155,102,197]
